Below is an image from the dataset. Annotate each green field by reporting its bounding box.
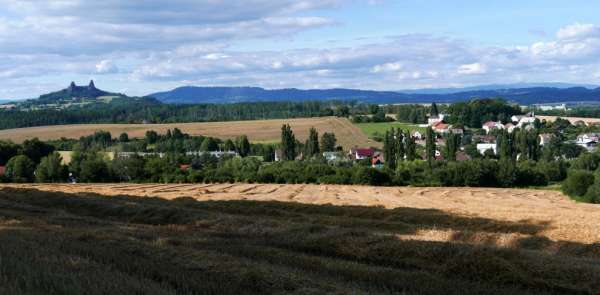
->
[356,122,426,138]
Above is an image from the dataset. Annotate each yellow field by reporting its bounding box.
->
[2,183,600,293]
[538,115,600,125]
[0,117,379,149]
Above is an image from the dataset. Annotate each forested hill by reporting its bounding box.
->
[150,86,600,105]
[14,81,160,109]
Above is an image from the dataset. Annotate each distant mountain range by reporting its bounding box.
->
[4,82,600,107]
[149,85,600,105]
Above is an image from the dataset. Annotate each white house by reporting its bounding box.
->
[511,112,536,128]
[482,121,504,134]
[576,133,600,151]
[477,143,497,155]
[428,113,446,126]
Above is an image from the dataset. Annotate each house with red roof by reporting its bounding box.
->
[349,147,375,160]
[482,121,505,134]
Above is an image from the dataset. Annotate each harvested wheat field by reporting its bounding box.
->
[0,116,378,149]
[1,184,600,294]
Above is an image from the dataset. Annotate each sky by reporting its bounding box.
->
[1,0,600,99]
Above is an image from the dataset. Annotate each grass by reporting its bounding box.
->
[356,122,426,138]
[1,187,599,294]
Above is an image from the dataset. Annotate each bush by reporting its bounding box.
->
[352,167,391,186]
[537,160,567,182]
[5,155,36,183]
[570,152,600,171]
[562,170,595,197]
[583,182,600,204]
[515,161,548,187]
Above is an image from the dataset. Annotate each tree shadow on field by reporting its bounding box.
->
[0,187,550,237]
[2,187,600,294]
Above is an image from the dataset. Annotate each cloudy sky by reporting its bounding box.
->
[1,0,600,99]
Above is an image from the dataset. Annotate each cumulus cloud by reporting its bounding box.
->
[95,60,118,74]
[0,1,600,98]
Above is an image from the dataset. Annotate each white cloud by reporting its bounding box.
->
[457,63,487,75]
[556,23,600,40]
[95,60,118,74]
[371,62,403,73]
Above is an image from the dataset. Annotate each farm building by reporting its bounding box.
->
[349,147,375,160]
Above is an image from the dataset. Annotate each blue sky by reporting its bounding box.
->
[1,0,600,99]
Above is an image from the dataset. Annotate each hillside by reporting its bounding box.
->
[15,81,160,110]
[1,184,599,294]
[150,85,600,105]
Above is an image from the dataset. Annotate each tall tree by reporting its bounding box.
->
[395,129,405,162]
[445,133,460,161]
[223,139,236,152]
[425,127,436,167]
[498,130,512,160]
[384,128,397,170]
[320,132,337,152]
[305,127,320,158]
[35,152,66,183]
[235,135,251,157]
[406,134,416,161]
[431,102,439,117]
[280,124,297,161]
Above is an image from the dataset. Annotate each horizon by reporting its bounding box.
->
[2,1,600,99]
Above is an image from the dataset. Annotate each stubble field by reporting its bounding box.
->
[1,183,600,294]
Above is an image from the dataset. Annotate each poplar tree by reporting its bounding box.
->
[395,129,405,162]
[384,128,397,170]
[305,127,320,158]
[281,124,297,161]
[406,133,416,161]
[425,127,436,167]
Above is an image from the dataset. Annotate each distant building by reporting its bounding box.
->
[576,133,600,151]
[505,123,516,133]
[428,113,446,126]
[511,112,536,127]
[186,151,238,158]
[535,104,567,112]
[538,134,555,146]
[412,131,423,140]
[432,122,450,133]
[371,153,384,168]
[349,147,375,160]
[323,152,343,162]
[482,121,504,134]
[477,143,497,155]
[0,166,5,177]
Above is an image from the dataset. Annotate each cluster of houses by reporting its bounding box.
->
[323,111,600,168]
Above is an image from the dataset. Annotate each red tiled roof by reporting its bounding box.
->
[355,148,374,157]
[433,122,449,130]
[179,164,191,171]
